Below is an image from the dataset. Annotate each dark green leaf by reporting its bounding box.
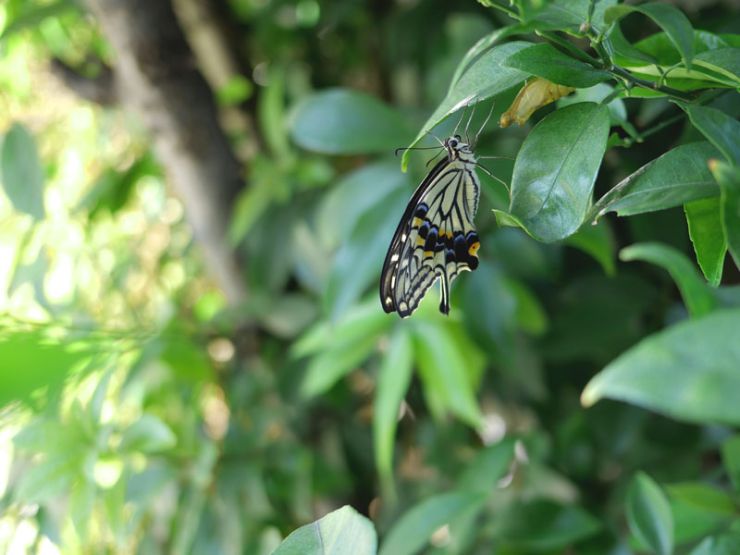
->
[290,88,411,155]
[626,472,674,555]
[685,197,726,286]
[565,220,616,276]
[620,243,716,317]
[508,102,609,242]
[721,436,740,491]
[712,160,740,269]
[1,123,45,219]
[379,492,484,555]
[681,105,740,166]
[669,483,735,545]
[558,83,627,127]
[582,308,740,426]
[593,142,719,219]
[491,500,601,551]
[273,505,377,555]
[503,43,611,88]
[457,439,516,494]
[403,41,531,169]
[374,327,413,497]
[605,3,694,67]
[448,26,522,90]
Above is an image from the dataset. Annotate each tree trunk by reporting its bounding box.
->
[86,0,248,304]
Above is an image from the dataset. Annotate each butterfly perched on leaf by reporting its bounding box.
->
[380,133,483,318]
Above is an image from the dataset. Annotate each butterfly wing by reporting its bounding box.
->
[380,158,480,317]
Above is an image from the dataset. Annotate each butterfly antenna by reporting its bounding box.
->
[452,103,468,138]
[425,130,446,148]
[425,148,446,168]
[464,100,477,144]
[477,154,514,161]
[474,100,496,146]
[394,145,444,157]
[475,162,510,192]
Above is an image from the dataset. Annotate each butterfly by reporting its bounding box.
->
[380,133,482,318]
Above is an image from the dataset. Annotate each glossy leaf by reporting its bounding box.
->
[522,0,618,33]
[681,104,740,166]
[373,327,413,496]
[508,102,609,242]
[592,142,719,220]
[403,41,531,169]
[503,43,611,88]
[1,123,45,219]
[582,308,740,426]
[605,3,694,67]
[620,243,716,317]
[290,88,411,155]
[273,505,377,555]
[379,492,484,555]
[626,472,674,555]
[712,160,740,269]
[685,197,726,286]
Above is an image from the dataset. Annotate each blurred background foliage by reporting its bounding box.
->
[0,0,739,553]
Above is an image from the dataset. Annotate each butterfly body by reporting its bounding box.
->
[380,135,481,318]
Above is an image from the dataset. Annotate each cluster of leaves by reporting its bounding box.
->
[1,0,740,554]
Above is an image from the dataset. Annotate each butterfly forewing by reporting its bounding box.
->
[380,138,481,318]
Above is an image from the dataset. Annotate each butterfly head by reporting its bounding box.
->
[445,135,474,161]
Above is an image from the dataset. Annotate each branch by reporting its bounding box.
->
[50,58,117,105]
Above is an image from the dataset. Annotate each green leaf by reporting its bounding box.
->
[508,102,609,242]
[448,26,522,90]
[620,243,716,317]
[503,43,611,88]
[685,197,726,286]
[411,320,483,427]
[558,83,628,127]
[582,308,740,426]
[712,160,740,269]
[14,450,85,503]
[317,161,408,249]
[0,331,91,408]
[1,123,45,219]
[721,436,740,491]
[324,187,408,320]
[693,48,740,87]
[373,327,413,497]
[523,0,618,33]
[691,532,740,555]
[669,483,735,545]
[300,306,391,397]
[491,500,602,551]
[457,439,516,494]
[0,0,78,41]
[681,105,740,166]
[290,88,411,155]
[379,492,484,555]
[119,415,177,453]
[403,41,531,169]
[273,505,377,555]
[626,472,674,555]
[605,2,694,68]
[592,142,719,219]
[565,220,616,276]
